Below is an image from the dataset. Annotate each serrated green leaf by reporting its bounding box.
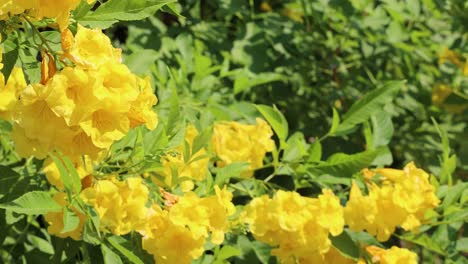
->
[335,81,403,135]
[1,36,19,83]
[216,245,241,261]
[79,0,176,29]
[329,108,341,135]
[143,124,168,155]
[307,139,322,163]
[371,110,394,147]
[0,191,61,215]
[107,236,144,264]
[255,104,288,142]
[283,132,308,162]
[307,148,380,177]
[251,241,272,264]
[191,126,213,156]
[101,244,123,264]
[50,153,81,194]
[330,230,359,260]
[399,233,446,256]
[442,182,467,209]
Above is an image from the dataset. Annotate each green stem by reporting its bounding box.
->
[22,15,56,54]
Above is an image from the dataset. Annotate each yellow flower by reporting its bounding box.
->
[243,189,344,263]
[10,124,50,158]
[199,186,236,244]
[141,188,235,264]
[0,67,27,120]
[42,66,100,126]
[345,162,440,241]
[142,205,206,264]
[212,118,275,177]
[33,0,95,29]
[11,25,158,159]
[366,246,418,264]
[168,192,210,239]
[80,176,149,235]
[63,24,122,68]
[128,77,158,130]
[344,181,377,233]
[12,83,75,159]
[44,192,87,240]
[317,189,344,236]
[159,125,209,190]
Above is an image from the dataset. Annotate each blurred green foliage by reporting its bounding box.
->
[118,0,468,179]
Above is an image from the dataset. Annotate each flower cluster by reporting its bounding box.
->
[80,176,149,235]
[0,0,95,29]
[159,125,209,191]
[345,162,440,241]
[365,245,418,264]
[212,118,275,177]
[11,25,158,160]
[142,186,236,264]
[242,189,345,263]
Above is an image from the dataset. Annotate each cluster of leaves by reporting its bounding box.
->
[0,0,466,263]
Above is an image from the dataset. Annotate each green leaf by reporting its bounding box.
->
[191,126,213,156]
[283,132,308,162]
[27,235,54,255]
[335,81,403,135]
[101,244,123,264]
[307,139,322,163]
[432,118,455,185]
[61,207,80,234]
[50,153,81,194]
[306,148,380,177]
[215,162,250,186]
[79,0,177,29]
[18,44,40,84]
[399,233,446,256]
[442,182,467,209]
[255,104,288,142]
[0,165,20,201]
[234,72,284,94]
[456,238,468,253]
[72,0,94,19]
[216,245,241,261]
[317,175,351,186]
[330,230,359,260]
[251,241,272,264]
[124,49,158,75]
[328,108,341,135]
[107,236,144,264]
[371,111,394,147]
[1,35,19,83]
[0,191,61,215]
[143,124,168,155]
